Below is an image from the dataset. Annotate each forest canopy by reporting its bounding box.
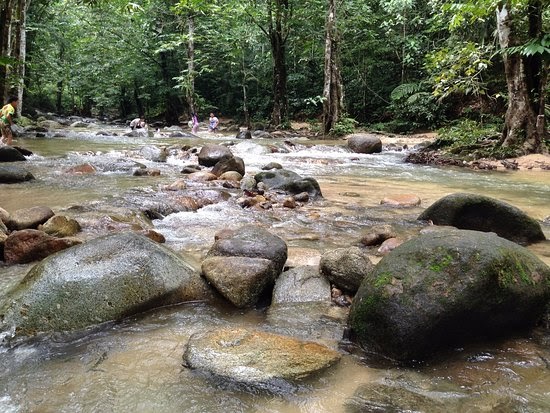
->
[0,0,548,151]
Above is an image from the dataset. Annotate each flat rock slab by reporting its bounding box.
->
[183,327,341,387]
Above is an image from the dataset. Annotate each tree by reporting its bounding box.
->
[244,0,293,127]
[322,0,344,134]
[496,1,548,152]
[443,0,549,154]
[0,0,30,115]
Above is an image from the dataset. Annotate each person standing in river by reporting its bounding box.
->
[0,96,18,145]
[191,112,199,133]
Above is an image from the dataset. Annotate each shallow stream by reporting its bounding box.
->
[1,123,550,412]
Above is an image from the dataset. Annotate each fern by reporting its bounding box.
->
[390,82,424,101]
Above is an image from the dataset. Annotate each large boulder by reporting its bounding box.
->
[211,156,245,177]
[254,169,323,198]
[206,225,288,274]
[183,327,341,389]
[0,165,34,183]
[347,134,383,154]
[198,144,233,167]
[319,246,375,293]
[0,232,211,338]
[348,228,550,362]
[418,193,545,245]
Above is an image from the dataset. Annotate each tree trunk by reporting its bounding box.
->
[56,80,63,113]
[269,0,288,127]
[241,53,250,129]
[14,0,29,117]
[186,13,196,115]
[496,1,546,153]
[133,79,143,116]
[322,0,344,135]
[0,0,15,102]
[159,51,181,125]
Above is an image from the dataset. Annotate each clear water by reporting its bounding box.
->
[1,123,550,412]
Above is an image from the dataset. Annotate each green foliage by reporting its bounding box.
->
[329,116,357,137]
[426,42,493,100]
[505,33,550,60]
[434,119,525,159]
[436,119,501,148]
[388,82,446,131]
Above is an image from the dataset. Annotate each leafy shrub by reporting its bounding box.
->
[330,117,358,137]
[389,82,446,131]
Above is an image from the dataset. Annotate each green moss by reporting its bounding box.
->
[374,272,393,288]
[429,254,454,272]
[496,252,535,287]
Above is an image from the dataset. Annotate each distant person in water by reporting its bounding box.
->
[191,113,199,133]
[130,116,146,130]
[0,96,18,145]
[208,112,219,132]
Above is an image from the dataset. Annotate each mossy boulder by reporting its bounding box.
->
[0,232,211,338]
[418,193,545,245]
[348,228,550,362]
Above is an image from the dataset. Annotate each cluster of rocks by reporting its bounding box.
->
[1,192,548,395]
[2,123,550,399]
[0,205,81,264]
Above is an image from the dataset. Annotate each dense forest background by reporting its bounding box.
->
[0,0,549,151]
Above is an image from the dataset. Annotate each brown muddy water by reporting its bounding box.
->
[1,124,550,412]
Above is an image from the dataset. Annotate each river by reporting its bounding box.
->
[1,122,549,412]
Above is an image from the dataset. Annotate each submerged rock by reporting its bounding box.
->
[0,232,211,338]
[183,327,341,388]
[348,228,550,362]
[0,165,34,183]
[418,192,545,245]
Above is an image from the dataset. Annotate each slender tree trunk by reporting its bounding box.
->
[322,0,344,135]
[0,0,15,101]
[269,0,288,127]
[241,53,250,129]
[496,1,546,153]
[186,13,196,115]
[133,79,143,116]
[159,51,181,124]
[56,80,63,113]
[14,0,29,116]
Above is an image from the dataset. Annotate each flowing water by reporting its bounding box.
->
[1,123,550,412]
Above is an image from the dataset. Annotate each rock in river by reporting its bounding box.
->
[183,327,341,388]
[0,232,211,338]
[348,227,550,362]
